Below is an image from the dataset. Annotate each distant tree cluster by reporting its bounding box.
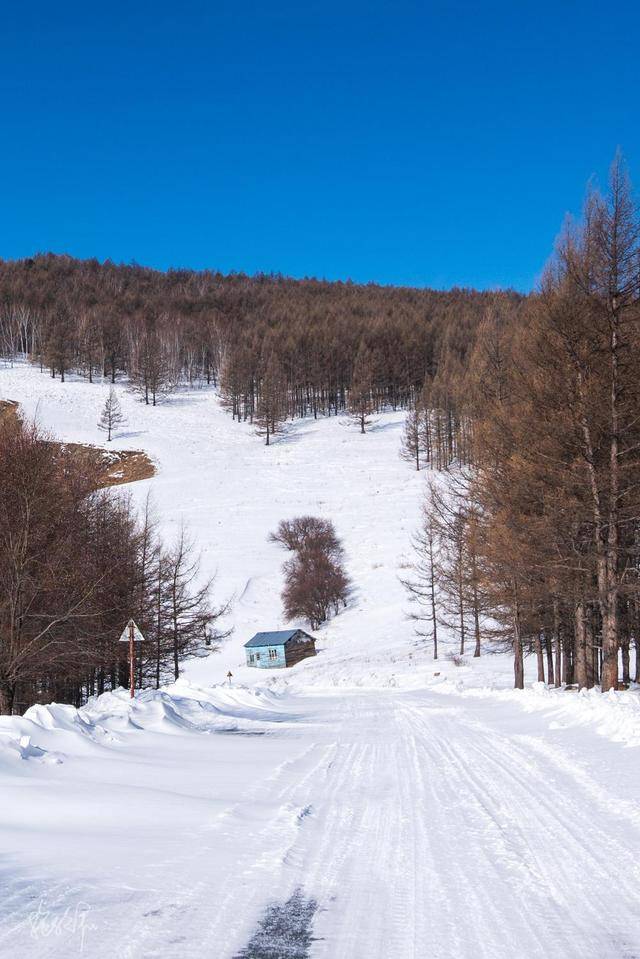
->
[0,414,227,714]
[399,370,475,470]
[405,154,640,693]
[269,517,350,630]
[0,254,521,442]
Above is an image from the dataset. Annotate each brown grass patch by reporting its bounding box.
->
[56,444,156,489]
[0,400,19,422]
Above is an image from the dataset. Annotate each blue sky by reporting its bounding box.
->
[1,1,638,290]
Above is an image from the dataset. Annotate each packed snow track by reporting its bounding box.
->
[2,683,638,959]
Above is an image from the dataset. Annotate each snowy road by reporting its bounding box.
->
[3,684,639,959]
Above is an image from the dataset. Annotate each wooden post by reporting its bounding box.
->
[129,620,135,699]
[119,620,146,699]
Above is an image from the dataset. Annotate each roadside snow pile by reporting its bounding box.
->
[0,730,64,766]
[0,681,297,767]
[430,677,640,748]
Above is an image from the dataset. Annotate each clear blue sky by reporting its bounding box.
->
[1,1,638,290]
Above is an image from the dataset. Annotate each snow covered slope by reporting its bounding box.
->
[0,361,528,690]
[2,362,640,959]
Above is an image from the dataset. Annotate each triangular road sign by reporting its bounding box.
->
[118,619,146,643]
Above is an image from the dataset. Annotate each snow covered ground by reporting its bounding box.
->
[1,362,640,959]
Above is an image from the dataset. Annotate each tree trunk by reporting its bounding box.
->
[429,537,438,661]
[513,585,524,690]
[472,588,481,658]
[545,629,554,686]
[173,626,180,681]
[602,297,620,692]
[553,597,562,687]
[621,639,630,685]
[0,679,15,715]
[575,601,590,690]
[601,588,618,691]
[586,610,597,688]
[535,632,545,683]
[563,626,573,685]
[458,547,465,655]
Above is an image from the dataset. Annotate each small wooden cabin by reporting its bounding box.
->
[244,629,317,669]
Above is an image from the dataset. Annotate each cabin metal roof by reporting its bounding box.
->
[244,629,305,648]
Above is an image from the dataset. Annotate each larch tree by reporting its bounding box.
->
[401,502,440,659]
[255,353,287,445]
[348,340,376,434]
[130,323,175,406]
[44,303,76,382]
[98,387,127,442]
[400,402,426,470]
[165,523,229,681]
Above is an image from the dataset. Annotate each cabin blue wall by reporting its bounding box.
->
[245,644,287,668]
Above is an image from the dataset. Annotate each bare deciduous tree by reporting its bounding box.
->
[270,516,350,630]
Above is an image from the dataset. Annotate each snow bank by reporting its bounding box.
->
[0,730,64,766]
[0,681,297,767]
[430,677,640,748]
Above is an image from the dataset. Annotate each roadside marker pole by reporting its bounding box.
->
[129,620,135,699]
[118,620,146,700]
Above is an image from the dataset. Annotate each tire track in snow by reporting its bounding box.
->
[403,697,640,959]
[118,740,337,959]
[271,692,640,959]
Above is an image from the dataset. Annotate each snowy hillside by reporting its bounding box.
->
[2,362,640,959]
[0,361,530,690]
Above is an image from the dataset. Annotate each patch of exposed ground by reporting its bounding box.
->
[58,443,156,488]
[0,398,155,488]
[0,399,19,421]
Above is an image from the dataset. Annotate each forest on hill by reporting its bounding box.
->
[0,254,522,433]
